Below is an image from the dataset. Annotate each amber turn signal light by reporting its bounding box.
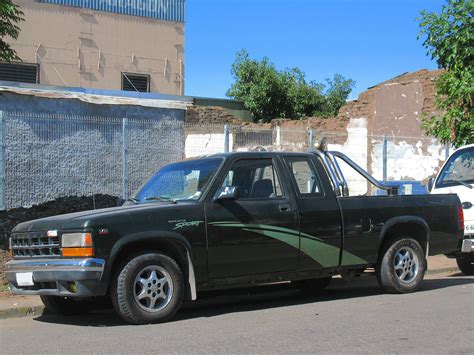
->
[62,247,94,257]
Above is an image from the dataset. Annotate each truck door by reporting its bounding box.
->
[205,156,299,278]
[282,155,343,271]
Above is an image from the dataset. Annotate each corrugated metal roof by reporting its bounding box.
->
[39,0,185,22]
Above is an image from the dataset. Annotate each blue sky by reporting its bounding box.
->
[184,0,445,100]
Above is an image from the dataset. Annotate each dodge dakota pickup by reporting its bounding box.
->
[6,150,465,324]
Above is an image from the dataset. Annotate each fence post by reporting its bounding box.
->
[309,128,315,150]
[122,117,129,200]
[444,143,450,160]
[0,111,5,210]
[382,135,388,182]
[275,126,281,146]
[224,124,230,153]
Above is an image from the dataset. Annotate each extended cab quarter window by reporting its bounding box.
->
[285,157,323,196]
[221,158,283,199]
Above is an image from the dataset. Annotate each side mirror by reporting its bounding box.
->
[427,177,435,192]
[214,186,239,201]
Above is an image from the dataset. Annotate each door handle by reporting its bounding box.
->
[279,203,291,212]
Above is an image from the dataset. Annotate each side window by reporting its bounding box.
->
[221,159,283,199]
[285,157,323,196]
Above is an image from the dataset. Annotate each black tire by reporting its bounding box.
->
[40,295,95,315]
[294,277,332,294]
[376,237,426,294]
[111,252,184,325]
[456,253,473,275]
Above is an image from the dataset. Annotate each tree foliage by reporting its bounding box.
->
[227,50,355,122]
[418,0,473,147]
[0,0,24,62]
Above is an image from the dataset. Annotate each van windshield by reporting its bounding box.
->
[134,158,223,203]
[436,147,473,188]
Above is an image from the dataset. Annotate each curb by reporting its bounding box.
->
[426,267,459,276]
[0,304,45,320]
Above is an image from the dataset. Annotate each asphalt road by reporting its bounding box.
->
[1,274,473,354]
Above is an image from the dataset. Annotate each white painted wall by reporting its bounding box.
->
[185,133,233,158]
[327,117,368,196]
[371,138,447,181]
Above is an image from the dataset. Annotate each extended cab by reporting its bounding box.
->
[6,150,465,324]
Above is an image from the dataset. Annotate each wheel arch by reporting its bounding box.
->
[107,231,197,301]
[379,216,430,258]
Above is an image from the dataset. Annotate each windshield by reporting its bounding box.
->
[134,158,223,203]
[436,147,473,188]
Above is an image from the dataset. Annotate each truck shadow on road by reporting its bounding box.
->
[33,275,473,327]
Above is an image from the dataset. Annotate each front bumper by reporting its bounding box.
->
[5,258,105,297]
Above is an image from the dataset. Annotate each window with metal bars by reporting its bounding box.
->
[121,73,150,92]
[0,62,39,84]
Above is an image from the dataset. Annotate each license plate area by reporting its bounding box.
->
[464,224,474,234]
[16,272,34,286]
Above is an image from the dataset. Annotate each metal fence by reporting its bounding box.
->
[0,111,451,210]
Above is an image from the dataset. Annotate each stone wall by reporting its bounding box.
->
[0,88,190,210]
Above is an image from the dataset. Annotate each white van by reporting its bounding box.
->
[430,144,473,275]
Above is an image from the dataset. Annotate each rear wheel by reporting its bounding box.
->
[111,252,184,324]
[40,295,95,315]
[456,253,473,275]
[377,237,426,293]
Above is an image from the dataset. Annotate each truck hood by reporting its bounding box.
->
[12,203,179,233]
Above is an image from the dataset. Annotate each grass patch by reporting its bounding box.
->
[0,284,11,295]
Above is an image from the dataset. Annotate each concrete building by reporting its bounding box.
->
[2,0,185,95]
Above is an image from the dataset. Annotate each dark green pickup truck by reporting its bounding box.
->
[6,150,465,324]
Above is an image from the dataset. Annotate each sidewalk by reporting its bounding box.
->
[0,255,461,320]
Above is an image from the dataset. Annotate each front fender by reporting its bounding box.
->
[106,231,197,300]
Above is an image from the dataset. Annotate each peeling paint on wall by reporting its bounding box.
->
[371,138,448,181]
[328,117,368,196]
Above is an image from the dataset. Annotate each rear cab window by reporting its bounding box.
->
[284,156,324,197]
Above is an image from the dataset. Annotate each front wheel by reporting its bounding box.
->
[111,252,184,324]
[456,253,473,275]
[376,237,426,293]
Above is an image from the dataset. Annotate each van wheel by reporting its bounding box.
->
[377,237,426,293]
[112,252,183,325]
[40,296,95,315]
[456,253,473,275]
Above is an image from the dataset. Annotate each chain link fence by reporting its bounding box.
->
[0,111,451,210]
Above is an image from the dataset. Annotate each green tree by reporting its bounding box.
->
[324,74,356,116]
[227,50,354,122]
[418,0,474,147]
[0,0,24,62]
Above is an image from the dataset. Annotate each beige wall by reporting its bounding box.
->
[9,0,185,95]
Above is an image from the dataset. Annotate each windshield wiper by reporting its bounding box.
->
[445,179,473,189]
[457,180,473,189]
[145,196,178,203]
[126,197,139,204]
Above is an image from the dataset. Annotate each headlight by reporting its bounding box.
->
[61,232,93,257]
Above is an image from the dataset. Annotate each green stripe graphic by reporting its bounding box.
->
[210,221,367,267]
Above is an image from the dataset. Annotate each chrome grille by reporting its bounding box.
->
[11,232,60,258]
